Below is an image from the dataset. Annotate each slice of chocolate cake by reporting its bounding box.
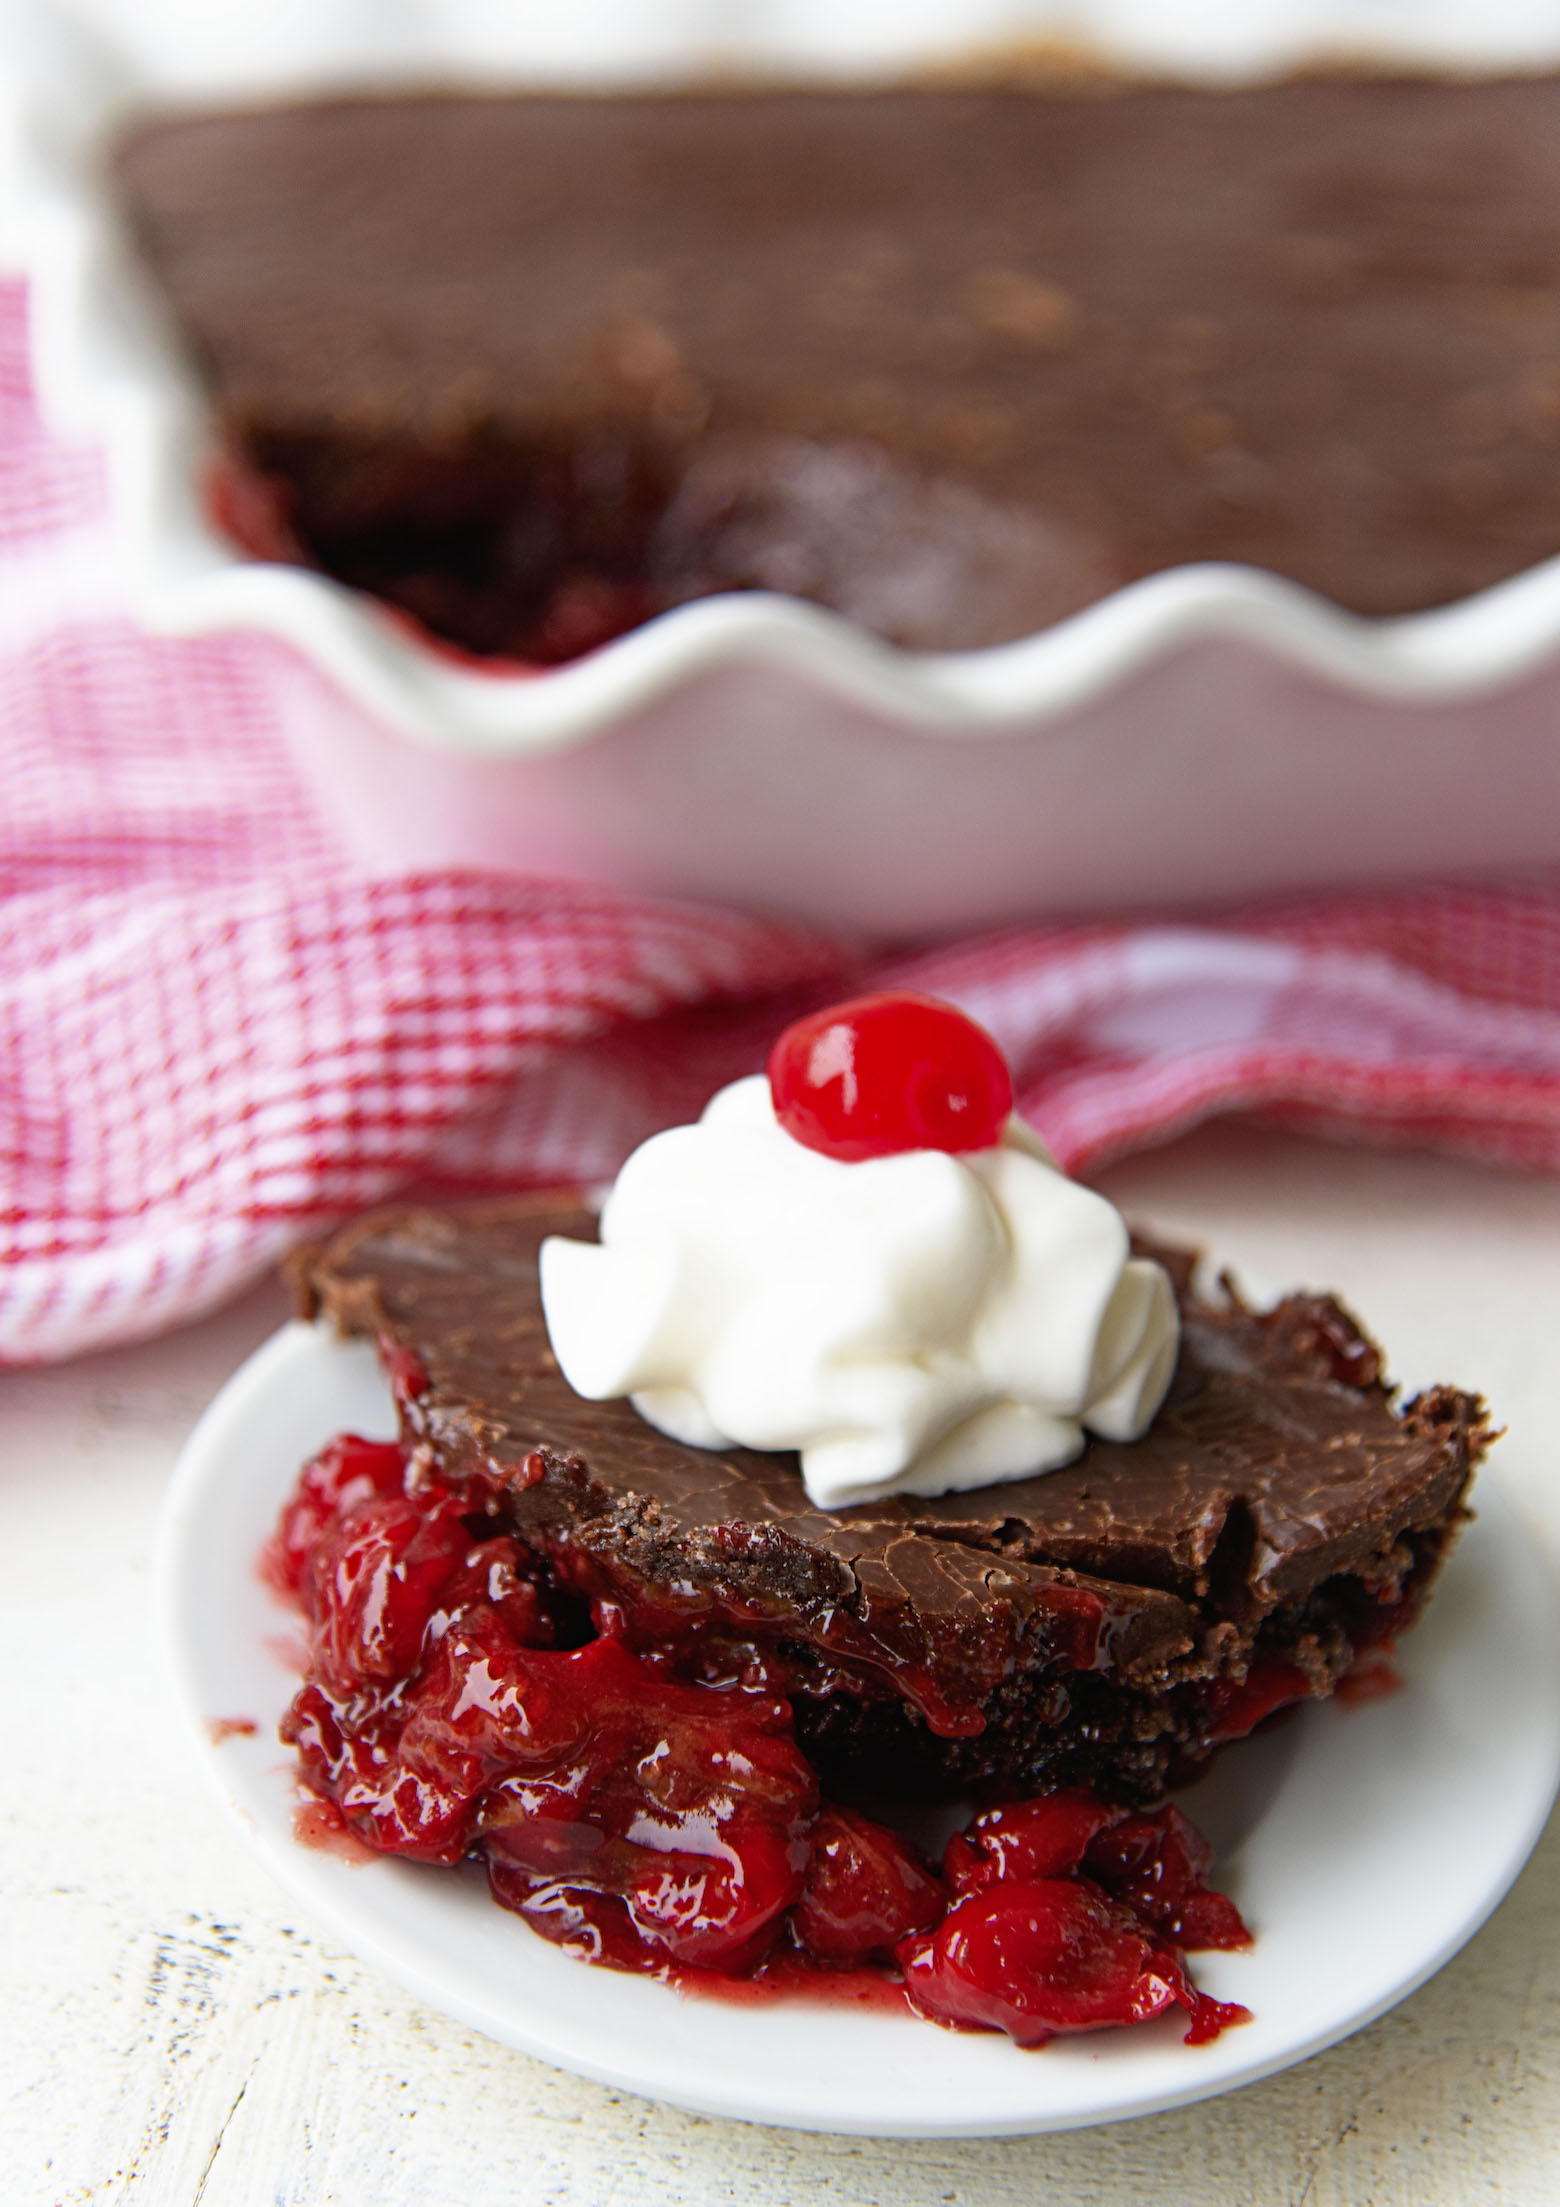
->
[291,1195,1488,1807]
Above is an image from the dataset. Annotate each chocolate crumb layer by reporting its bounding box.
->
[292,1197,1488,1802]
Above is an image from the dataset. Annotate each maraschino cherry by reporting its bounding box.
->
[767,992,1014,1163]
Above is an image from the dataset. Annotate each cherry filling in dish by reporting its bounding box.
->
[268,1433,1251,2046]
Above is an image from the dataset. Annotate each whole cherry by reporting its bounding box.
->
[767,992,1014,1163]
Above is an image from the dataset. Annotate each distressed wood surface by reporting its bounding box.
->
[4,1125,1558,2207]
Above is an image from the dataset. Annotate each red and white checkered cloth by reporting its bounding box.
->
[5,279,1560,1364]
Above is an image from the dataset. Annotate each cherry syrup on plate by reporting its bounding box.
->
[264,1431,1251,2048]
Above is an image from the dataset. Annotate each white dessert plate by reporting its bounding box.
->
[158,1318,1560,2138]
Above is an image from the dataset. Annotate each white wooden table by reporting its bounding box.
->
[5,1124,1558,2207]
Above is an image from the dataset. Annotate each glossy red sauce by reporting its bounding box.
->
[205,454,563,675]
[1335,1650,1405,1709]
[205,453,303,566]
[291,1795,379,1863]
[205,1714,258,1744]
[273,1432,1251,2047]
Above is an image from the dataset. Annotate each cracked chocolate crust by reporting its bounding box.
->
[290,1195,1489,1804]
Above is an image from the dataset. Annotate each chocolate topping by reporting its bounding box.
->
[291,1196,1486,1796]
[116,79,1560,657]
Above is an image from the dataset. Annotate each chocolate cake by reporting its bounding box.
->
[292,1196,1488,1807]
[114,78,1560,662]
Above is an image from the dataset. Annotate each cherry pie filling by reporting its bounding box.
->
[267,1432,1256,2046]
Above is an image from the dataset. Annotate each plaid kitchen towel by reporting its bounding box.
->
[4,280,1560,1362]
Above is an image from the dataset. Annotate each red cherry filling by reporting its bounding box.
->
[1204,1657,1314,1746]
[944,1788,1122,1892]
[899,1791,1254,2044]
[1082,1808,1253,1953]
[767,991,1014,1162]
[898,1880,1180,2046]
[791,1804,945,1963]
[941,1791,1250,1956]
[262,1432,408,1599]
[271,1432,1250,2044]
[305,1487,472,1693]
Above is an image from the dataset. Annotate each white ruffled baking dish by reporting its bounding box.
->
[10,0,1560,938]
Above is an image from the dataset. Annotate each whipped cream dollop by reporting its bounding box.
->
[539,1075,1178,1512]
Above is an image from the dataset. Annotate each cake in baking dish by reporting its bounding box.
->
[114,77,1560,662]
